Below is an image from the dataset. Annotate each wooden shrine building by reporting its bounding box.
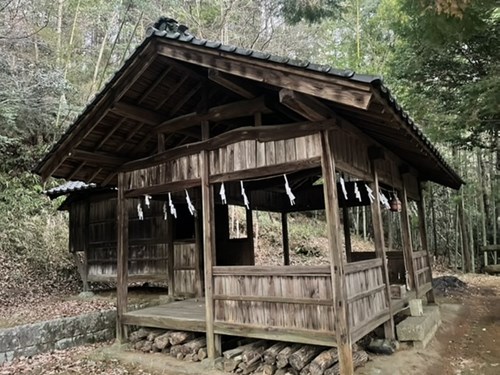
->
[35,18,463,374]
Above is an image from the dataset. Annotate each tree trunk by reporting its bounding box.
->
[458,195,472,272]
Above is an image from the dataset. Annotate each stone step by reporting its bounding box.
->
[396,305,441,348]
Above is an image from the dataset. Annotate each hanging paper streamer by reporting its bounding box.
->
[365,184,375,203]
[137,202,144,220]
[168,193,177,219]
[144,194,152,208]
[162,202,168,220]
[354,182,362,202]
[379,191,390,209]
[339,176,348,200]
[240,181,250,210]
[219,182,227,205]
[283,174,296,206]
[185,189,196,216]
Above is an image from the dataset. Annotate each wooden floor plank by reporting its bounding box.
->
[123,299,207,332]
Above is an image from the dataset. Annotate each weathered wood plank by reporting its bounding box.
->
[157,43,372,109]
[116,172,129,342]
[320,129,353,375]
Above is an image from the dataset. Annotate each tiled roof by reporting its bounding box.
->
[33,17,463,189]
[45,181,96,198]
[145,17,462,187]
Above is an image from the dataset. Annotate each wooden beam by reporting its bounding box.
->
[116,172,129,342]
[279,89,333,122]
[157,41,372,109]
[154,76,189,110]
[210,157,321,184]
[156,96,270,134]
[71,149,128,167]
[39,45,157,181]
[138,66,173,104]
[124,120,336,172]
[282,212,290,266]
[124,178,202,198]
[201,148,220,358]
[370,159,395,340]
[168,82,202,115]
[66,162,86,181]
[208,69,257,99]
[111,102,166,125]
[320,129,353,375]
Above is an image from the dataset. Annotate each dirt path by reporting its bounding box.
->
[359,274,500,375]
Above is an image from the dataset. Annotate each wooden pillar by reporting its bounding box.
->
[167,212,175,297]
[116,172,129,342]
[194,213,204,297]
[320,130,353,375]
[418,183,436,303]
[343,207,352,262]
[246,208,255,264]
[369,157,395,340]
[400,174,418,293]
[282,212,290,265]
[201,149,221,359]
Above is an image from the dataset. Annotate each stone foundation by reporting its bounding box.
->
[0,310,116,364]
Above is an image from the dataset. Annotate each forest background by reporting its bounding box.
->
[0,0,498,297]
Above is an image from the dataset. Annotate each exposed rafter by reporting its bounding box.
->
[155,96,271,134]
[157,42,373,110]
[72,149,128,166]
[111,102,166,125]
[279,89,333,122]
[208,69,257,99]
[38,45,158,181]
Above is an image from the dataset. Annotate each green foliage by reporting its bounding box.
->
[279,0,343,24]
[385,0,500,149]
[0,172,76,285]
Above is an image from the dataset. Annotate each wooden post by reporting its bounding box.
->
[246,208,255,264]
[370,158,395,340]
[320,130,353,375]
[194,214,204,297]
[282,212,290,266]
[201,149,221,359]
[418,182,435,303]
[343,207,352,262]
[116,172,129,342]
[167,213,175,297]
[400,174,418,293]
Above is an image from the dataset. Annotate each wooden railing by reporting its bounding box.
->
[212,260,391,346]
[212,266,336,346]
[345,259,391,342]
[412,251,432,296]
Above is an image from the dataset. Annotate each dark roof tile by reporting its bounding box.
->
[287,59,309,68]
[45,181,97,198]
[234,47,252,56]
[250,50,271,60]
[219,44,237,52]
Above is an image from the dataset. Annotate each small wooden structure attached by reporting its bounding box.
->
[46,181,201,296]
[35,18,463,374]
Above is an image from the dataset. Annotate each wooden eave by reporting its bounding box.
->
[34,28,462,190]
